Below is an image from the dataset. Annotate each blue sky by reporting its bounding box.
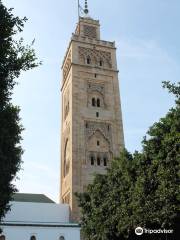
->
[3,0,180,202]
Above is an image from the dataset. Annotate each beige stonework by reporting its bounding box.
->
[60,17,124,222]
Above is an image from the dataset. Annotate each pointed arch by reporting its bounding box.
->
[64,139,70,177]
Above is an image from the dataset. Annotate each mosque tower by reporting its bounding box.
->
[60,0,124,221]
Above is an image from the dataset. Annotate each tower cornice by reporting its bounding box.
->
[61,35,116,70]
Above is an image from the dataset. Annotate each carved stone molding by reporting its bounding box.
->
[64,88,70,120]
[87,82,105,95]
[79,47,112,68]
[85,121,112,147]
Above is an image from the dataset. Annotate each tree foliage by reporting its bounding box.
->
[0,0,40,230]
[76,81,180,240]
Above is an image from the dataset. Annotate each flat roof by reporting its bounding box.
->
[12,193,55,204]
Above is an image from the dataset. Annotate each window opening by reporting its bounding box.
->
[87,56,91,64]
[97,157,101,166]
[91,156,95,165]
[104,158,107,166]
[97,98,100,107]
[92,98,96,107]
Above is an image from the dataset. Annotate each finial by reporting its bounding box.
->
[84,0,89,14]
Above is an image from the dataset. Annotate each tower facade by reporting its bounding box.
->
[60,15,124,221]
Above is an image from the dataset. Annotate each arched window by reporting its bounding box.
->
[99,60,103,66]
[59,236,65,240]
[103,157,107,166]
[30,236,36,240]
[92,98,96,107]
[64,139,70,177]
[97,157,101,166]
[86,56,91,64]
[90,156,95,165]
[97,98,100,107]
[0,235,5,240]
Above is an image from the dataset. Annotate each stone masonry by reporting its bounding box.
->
[60,16,124,221]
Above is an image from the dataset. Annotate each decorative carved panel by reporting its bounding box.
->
[64,88,70,120]
[85,121,112,149]
[62,192,70,204]
[63,124,70,178]
[63,51,71,81]
[87,82,105,108]
[87,82,105,95]
[83,25,97,38]
[79,47,112,68]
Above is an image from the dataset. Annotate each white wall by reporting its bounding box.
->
[4,202,69,223]
[1,225,80,240]
[0,201,80,240]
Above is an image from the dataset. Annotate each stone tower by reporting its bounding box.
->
[60,7,124,221]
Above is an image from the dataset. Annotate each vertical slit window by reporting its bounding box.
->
[91,156,95,165]
[92,98,96,107]
[104,158,107,166]
[97,98,100,107]
[97,157,101,166]
[87,56,91,64]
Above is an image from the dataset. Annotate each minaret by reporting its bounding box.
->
[60,1,124,221]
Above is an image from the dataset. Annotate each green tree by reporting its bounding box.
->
[76,81,180,240]
[0,0,40,230]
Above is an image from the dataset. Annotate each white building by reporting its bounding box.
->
[0,193,80,240]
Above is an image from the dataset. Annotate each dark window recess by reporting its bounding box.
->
[59,237,65,240]
[30,236,36,240]
[91,156,95,165]
[100,60,103,66]
[96,112,99,117]
[95,73,97,78]
[108,125,110,131]
[97,157,101,166]
[104,158,107,166]
[97,140,100,146]
[97,98,100,107]
[86,123,88,128]
[92,98,96,106]
[87,57,91,64]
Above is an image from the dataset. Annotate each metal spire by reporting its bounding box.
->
[84,0,89,14]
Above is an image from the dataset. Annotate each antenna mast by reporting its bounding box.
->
[78,0,80,20]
